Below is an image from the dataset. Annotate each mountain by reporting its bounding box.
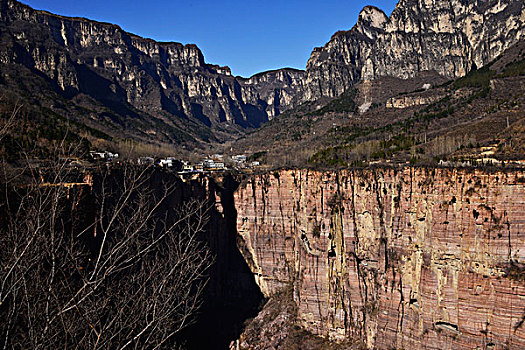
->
[237,68,305,120]
[0,0,524,160]
[303,0,525,100]
[0,0,304,154]
[231,38,525,168]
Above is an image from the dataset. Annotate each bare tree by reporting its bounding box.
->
[0,103,19,144]
[0,142,213,349]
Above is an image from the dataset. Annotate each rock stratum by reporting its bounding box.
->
[304,0,525,100]
[234,168,525,349]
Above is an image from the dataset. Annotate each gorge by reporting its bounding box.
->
[0,0,524,348]
[32,167,523,349]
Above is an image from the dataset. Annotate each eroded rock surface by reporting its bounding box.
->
[235,168,525,349]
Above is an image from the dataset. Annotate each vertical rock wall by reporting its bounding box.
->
[235,168,525,349]
[0,0,305,132]
[304,0,525,100]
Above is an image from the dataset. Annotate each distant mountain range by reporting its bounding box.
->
[0,0,523,158]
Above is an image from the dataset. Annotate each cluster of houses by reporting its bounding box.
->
[176,154,260,173]
[89,151,119,161]
[88,150,261,173]
[231,154,260,169]
[88,144,263,172]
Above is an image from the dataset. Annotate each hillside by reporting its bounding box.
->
[0,0,524,165]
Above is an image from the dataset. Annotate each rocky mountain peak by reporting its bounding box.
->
[303,0,525,101]
[357,5,388,30]
[0,0,306,147]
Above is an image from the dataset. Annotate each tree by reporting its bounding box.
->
[0,139,213,349]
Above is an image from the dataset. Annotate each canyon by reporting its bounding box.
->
[1,160,524,349]
[0,0,524,348]
[231,168,525,349]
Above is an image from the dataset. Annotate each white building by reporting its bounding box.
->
[182,161,194,172]
[158,158,173,167]
[232,155,247,163]
[203,159,215,168]
[90,151,119,161]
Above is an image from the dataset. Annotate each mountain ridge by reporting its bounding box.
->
[0,0,304,153]
[303,0,525,100]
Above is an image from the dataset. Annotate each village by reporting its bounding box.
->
[89,150,262,173]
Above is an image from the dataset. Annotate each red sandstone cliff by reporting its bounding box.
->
[233,168,525,349]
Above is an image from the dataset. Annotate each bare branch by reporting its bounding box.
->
[1,150,213,349]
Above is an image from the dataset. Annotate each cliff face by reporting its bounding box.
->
[239,68,305,120]
[234,168,525,349]
[304,0,525,100]
[0,0,303,140]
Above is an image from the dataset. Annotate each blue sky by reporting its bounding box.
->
[22,0,398,77]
